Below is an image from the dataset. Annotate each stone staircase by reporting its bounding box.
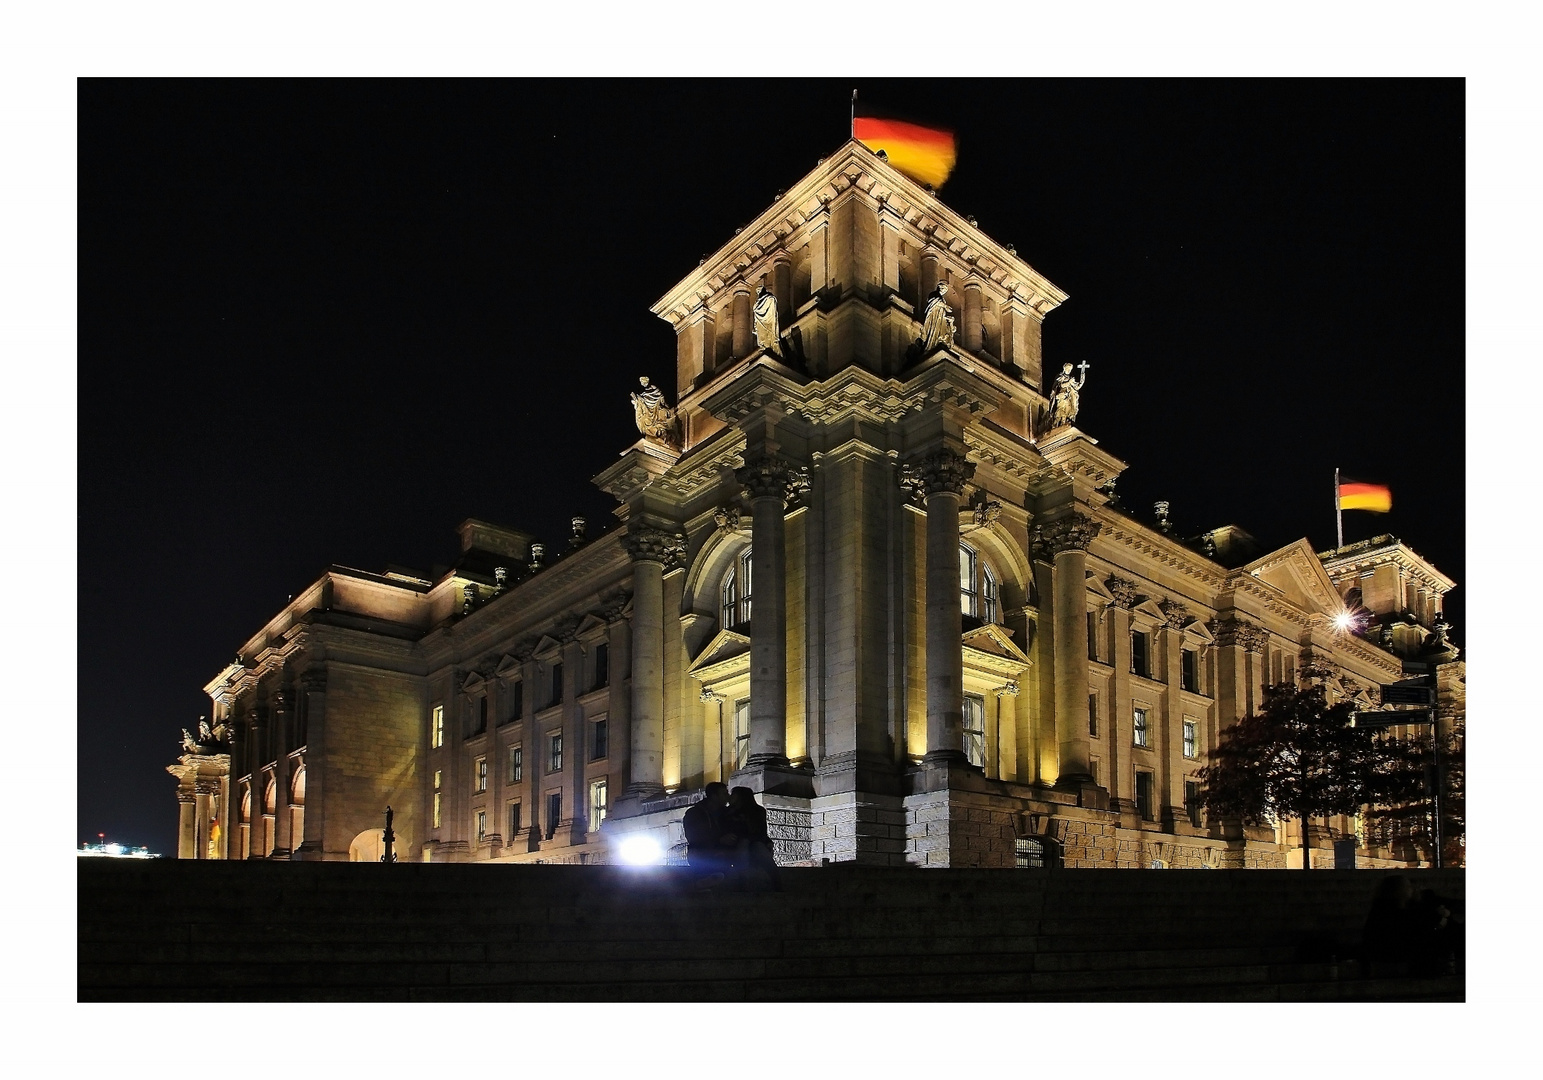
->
[77,861,1464,1001]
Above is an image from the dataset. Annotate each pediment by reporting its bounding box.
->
[494,654,523,678]
[531,634,563,661]
[575,613,609,642]
[688,629,752,679]
[1131,597,1166,624]
[1241,539,1343,616]
[1181,619,1214,646]
[962,623,1032,676]
[1085,574,1115,604]
[460,671,487,693]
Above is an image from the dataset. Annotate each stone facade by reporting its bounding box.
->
[172,141,1463,870]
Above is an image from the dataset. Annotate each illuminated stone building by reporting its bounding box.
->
[171,141,1463,869]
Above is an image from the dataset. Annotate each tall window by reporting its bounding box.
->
[1088,611,1100,661]
[1183,718,1197,759]
[1088,694,1099,738]
[1181,649,1199,692]
[1131,631,1150,678]
[475,696,488,735]
[733,699,751,770]
[545,792,562,840]
[1136,772,1155,821]
[722,548,753,626]
[475,810,487,843]
[960,542,1002,623]
[591,718,608,761]
[548,732,563,773]
[432,770,442,829]
[959,543,978,617]
[549,663,564,706]
[589,779,608,832]
[1185,781,1202,828]
[1133,706,1150,748]
[507,681,523,724]
[963,694,986,767]
[508,745,523,784]
[509,802,522,836]
[594,642,609,689]
[475,757,487,793]
[431,704,444,748]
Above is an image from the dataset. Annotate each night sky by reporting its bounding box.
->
[79,79,1463,856]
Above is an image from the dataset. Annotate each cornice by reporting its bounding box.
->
[1093,515,1227,591]
[1320,537,1456,593]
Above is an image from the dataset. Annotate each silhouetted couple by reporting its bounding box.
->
[681,782,782,892]
[1361,874,1463,976]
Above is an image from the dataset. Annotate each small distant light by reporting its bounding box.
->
[616,835,663,866]
[105,843,124,856]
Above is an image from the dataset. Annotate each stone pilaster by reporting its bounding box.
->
[270,690,292,857]
[919,449,975,764]
[618,527,684,807]
[1160,606,1188,829]
[1034,511,1102,785]
[245,709,266,858]
[293,670,327,860]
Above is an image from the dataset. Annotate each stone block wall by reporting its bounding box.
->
[810,792,909,865]
[903,789,1019,868]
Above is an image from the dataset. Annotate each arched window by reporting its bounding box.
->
[959,542,1002,624]
[721,547,753,627]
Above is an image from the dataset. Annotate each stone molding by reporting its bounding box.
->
[1032,512,1102,558]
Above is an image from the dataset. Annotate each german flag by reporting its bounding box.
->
[854,112,956,189]
[1338,478,1392,513]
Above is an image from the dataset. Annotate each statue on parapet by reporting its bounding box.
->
[630,376,681,447]
[1048,360,1090,428]
[753,283,781,355]
[919,282,956,353]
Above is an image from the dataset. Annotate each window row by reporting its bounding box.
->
[467,780,609,844]
[1087,696,1200,758]
[429,648,614,744]
[1121,770,1204,828]
[1086,618,1203,690]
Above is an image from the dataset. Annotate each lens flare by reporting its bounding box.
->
[616,834,663,866]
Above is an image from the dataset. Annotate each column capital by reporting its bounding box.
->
[736,454,794,501]
[911,449,974,499]
[1032,511,1102,558]
[270,689,290,711]
[623,526,687,570]
[1210,616,1267,652]
[1160,599,1190,630]
[300,669,327,693]
[1105,576,1139,609]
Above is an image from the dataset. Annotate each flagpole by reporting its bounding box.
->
[1335,467,1343,550]
[850,89,857,138]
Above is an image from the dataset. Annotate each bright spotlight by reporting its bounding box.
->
[1333,610,1356,632]
[616,834,664,866]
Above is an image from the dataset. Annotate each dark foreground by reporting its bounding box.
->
[78,860,1464,1002]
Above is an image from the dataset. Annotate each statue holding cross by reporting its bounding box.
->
[1048,360,1091,428]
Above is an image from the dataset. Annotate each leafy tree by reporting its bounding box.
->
[1365,715,1465,867]
[1200,682,1426,870]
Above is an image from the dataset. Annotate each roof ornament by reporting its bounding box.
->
[919,282,956,354]
[1048,360,1090,428]
[630,376,681,448]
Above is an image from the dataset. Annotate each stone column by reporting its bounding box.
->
[1106,578,1137,811]
[737,454,793,767]
[1035,512,1102,783]
[732,284,753,359]
[919,449,975,763]
[270,691,292,857]
[920,249,941,308]
[245,709,266,858]
[177,793,197,859]
[621,527,682,802]
[563,634,586,843]
[1160,603,1189,827]
[294,670,327,860]
[772,258,792,325]
[962,280,984,353]
[604,605,632,796]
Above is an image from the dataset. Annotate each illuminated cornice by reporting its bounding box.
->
[1320,534,1456,594]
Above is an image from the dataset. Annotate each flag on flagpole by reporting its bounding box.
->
[853,109,956,189]
[1338,478,1393,513]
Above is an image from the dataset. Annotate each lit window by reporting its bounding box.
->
[983,565,1000,624]
[1133,707,1150,748]
[589,779,608,832]
[963,694,986,767]
[722,548,754,626]
[475,810,487,843]
[548,733,563,773]
[433,771,442,831]
[475,757,487,793]
[508,746,523,783]
[591,718,608,761]
[733,699,750,770]
[431,704,444,748]
[1136,772,1154,821]
[959,543,978,617]
[1183,718,1197,759]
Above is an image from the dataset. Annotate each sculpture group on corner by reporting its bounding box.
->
[630,375,681,448]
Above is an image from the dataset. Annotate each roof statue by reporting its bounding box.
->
[1048,360,1090,428]
[919,282,956,353]
[630,376,680,447]
[752,283,780,355]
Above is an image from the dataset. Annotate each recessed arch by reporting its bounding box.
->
[681,524,752,617]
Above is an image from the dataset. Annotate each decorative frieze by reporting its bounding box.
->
[972,501,1003,528]
[713,505,742,533]
[1032,512,1102,558]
